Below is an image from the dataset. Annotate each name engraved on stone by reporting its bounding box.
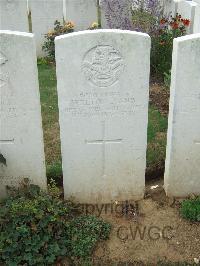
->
[0,176,32,186]
[85,121,123,178]
[0,51,8,65]
[0,51,8,88]
[82,45,124,87]
[64,91,135,117]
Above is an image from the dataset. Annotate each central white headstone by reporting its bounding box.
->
[55,30,150,203]
[0,31,46,199]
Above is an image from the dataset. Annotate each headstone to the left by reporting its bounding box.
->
[0,30,47,198]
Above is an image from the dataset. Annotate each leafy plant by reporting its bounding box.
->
[100,0,133,30]
[164,70,171,88]
[180,197,200,222]
[42,20,75,62]
[67,215,111,259]
[151,14,190,78]
[132,0,164,34]
[0,182,111,265]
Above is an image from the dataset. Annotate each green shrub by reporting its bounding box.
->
[0,182,111,265]
[180,197,200,222]
[42,20,75,62]
[42,20,99,62]
[151,14,190,79]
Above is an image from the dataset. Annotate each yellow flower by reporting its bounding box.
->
[64,21,75,30]
[91,22,98,28]
[47,30,55,37]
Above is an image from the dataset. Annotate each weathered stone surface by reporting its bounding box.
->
[0,30,46,198]
[194,2,200,33]
[177,0,197,33]
[64,0,98,30]
[0,0,29,32]
[164,34,200,197]
[30,0,63,57]
[55,30,150,203]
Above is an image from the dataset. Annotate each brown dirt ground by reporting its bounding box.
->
[91,179,200,265]
[61,179,200,266]
[149,83,170,116]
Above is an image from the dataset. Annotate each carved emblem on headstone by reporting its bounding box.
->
[6,0,16,11]
[82,45,124,87]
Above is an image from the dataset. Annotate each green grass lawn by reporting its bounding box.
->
[38,62,168,181]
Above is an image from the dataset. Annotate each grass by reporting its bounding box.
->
[180,197,200,222]
[38,61,168,181]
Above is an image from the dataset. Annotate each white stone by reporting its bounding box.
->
[163,0,178,17]
[64,0,98,31]
[194,2,200,33]
[55,30,150,203]
[0,30,46,199]
[164,33,200,197]
[0,0,29,32]
[177,0,197,33]
[27,0,31,14]
[30,0,63,57]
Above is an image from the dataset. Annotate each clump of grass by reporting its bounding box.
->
[180,197,200,222]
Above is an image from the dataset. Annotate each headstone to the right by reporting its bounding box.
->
[64,0,98,31]
[0,30,47,199]
[55,29,150,203]
[177,0,197,33]
[0,0,29,32]
[30,0,63,57]
[194,2,200,33]
[163,0,181,18]
[164,34,200,197]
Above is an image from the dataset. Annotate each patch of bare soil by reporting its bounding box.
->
[149,83,170,116]
[43,122,61,164]
[92,179,200,265]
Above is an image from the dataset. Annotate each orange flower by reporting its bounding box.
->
[160,18,166,24]
[170,22,179,30]
[159,41,166,46]
[182,19,190,27]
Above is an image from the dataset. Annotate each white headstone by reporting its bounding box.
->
[163,0,179,17]
[64,0,98,31]
[194,3,200,33]
[30,0,63,57]
[0,0,29,32]
[164,34,200,197]
[55,30,150,203]
[0,30,46,198]
[177,0,197,33]
[27,0,31,14]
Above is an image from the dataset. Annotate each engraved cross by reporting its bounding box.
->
[86,121,122,178]
[0,139,14,145]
